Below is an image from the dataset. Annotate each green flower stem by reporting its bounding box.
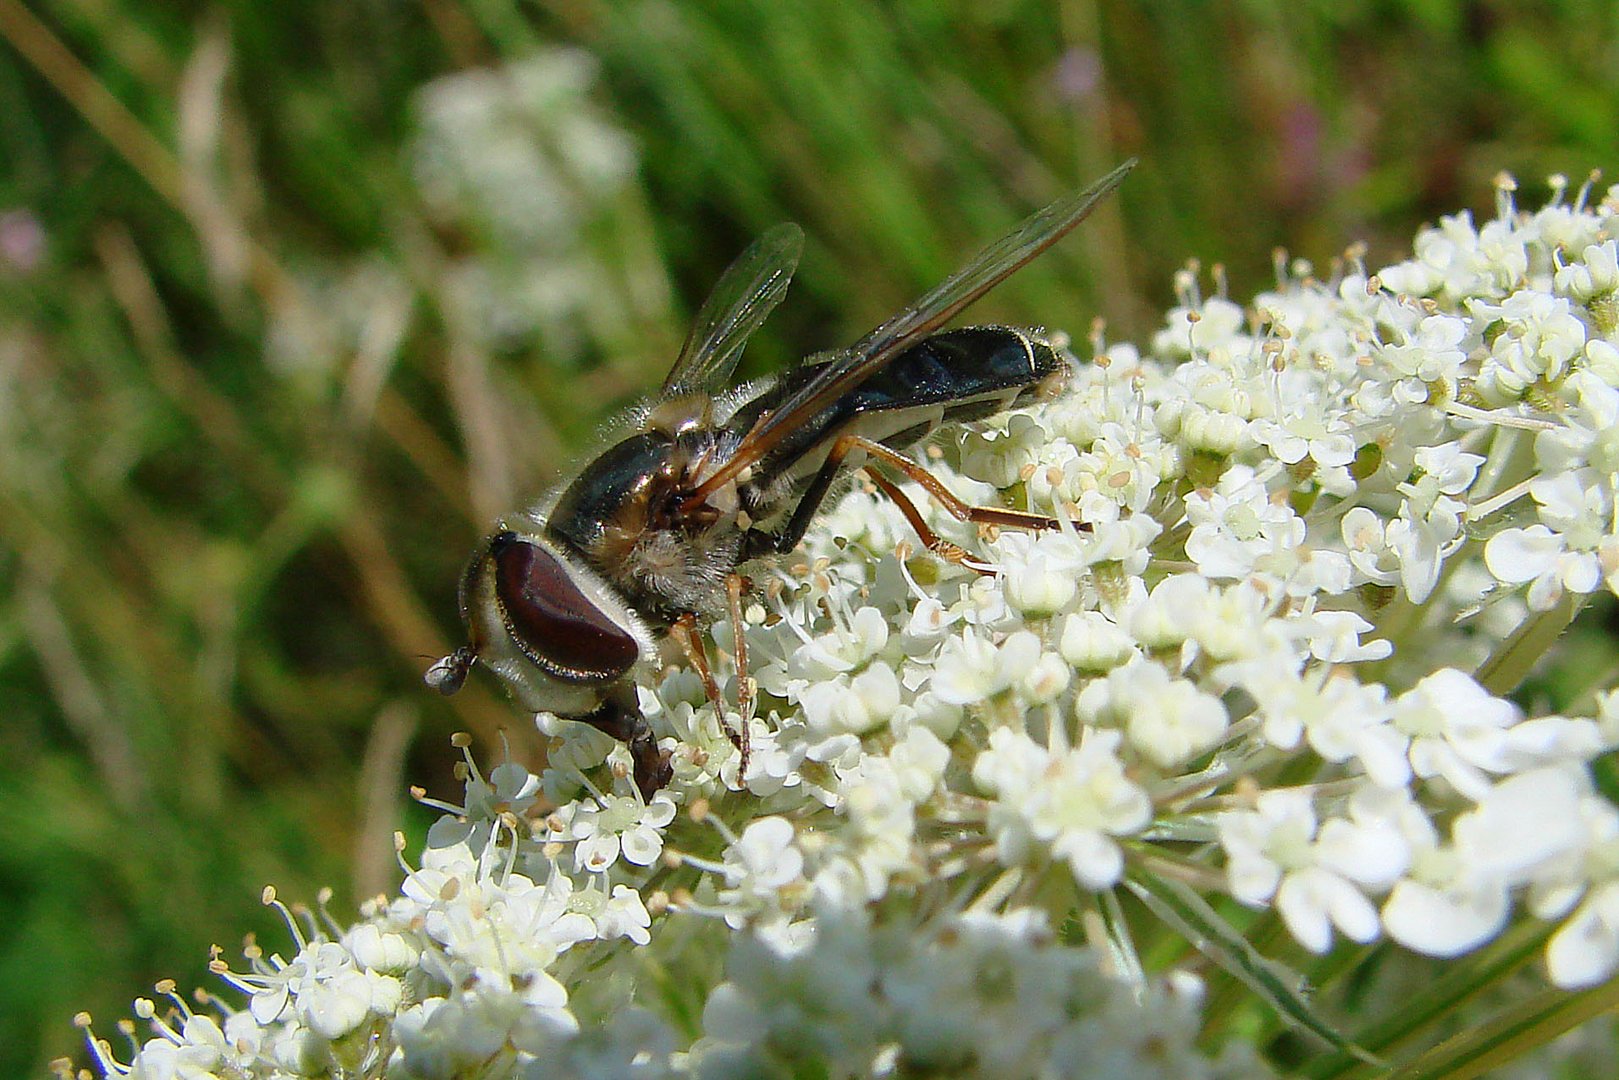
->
[1127,869,1374,1063]
[1099,886,1147,992]
[1299,919,1556,1080]
[1365,592,1424,674]
[1386,975,1619,1080]
[1475,592,1583,697]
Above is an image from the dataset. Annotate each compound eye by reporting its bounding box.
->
[490,533,639,682]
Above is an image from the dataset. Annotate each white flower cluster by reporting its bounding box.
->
[407,49,652,362]
[689,909,1263,1079]
[263,47,660,392]
[86,175,1619,1077]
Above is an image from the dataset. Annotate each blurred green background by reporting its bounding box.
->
[4,0,1619,1073]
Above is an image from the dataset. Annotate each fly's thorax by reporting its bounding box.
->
[547,427,740,547]
[541,425,748,621]
[451,528,659,717]
[603,475,749,620]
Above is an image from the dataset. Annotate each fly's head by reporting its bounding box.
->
[425,527,656,717]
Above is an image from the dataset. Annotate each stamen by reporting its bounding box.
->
[260,886,307,952]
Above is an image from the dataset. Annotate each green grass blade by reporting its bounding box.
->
[1125,869,1381,1065]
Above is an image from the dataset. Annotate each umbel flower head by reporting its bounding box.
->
[81,173,1619,1078]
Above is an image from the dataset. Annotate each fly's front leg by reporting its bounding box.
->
[725,573,755,758]
[670,613,749,783]
[577,696,671,802]
[670,613,723,708]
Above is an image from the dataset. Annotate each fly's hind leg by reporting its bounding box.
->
[860,467,995,576]
[748,432,1083,573]
[670,612,750,784]
[836,434,1077,536]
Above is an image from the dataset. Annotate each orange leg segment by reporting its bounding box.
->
[670,611,750,783]
[820,434,1085,573]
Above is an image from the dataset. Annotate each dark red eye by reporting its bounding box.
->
[490,532,639,682]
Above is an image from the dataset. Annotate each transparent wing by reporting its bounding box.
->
[662,222,805,397]
[683,159,1136,505]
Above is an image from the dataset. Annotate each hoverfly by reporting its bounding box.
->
[427,160,1135,799]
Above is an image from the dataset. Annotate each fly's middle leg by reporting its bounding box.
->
[670,612,750,785]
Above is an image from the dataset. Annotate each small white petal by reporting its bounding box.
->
[1484,525,1563,584]
[1227,855,1282,905]
[620,825,663,866]
[1454,767,1588,885]
[1382,880,1509,956]
[1316,818,1409,889]
[1276,874,1335,954]
[1546,889,1619,988]
[1055,830,1125,890]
